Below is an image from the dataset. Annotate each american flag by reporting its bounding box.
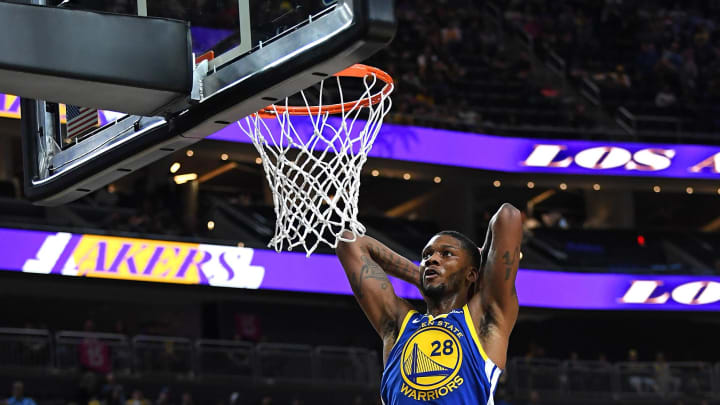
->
[66,104,99,139]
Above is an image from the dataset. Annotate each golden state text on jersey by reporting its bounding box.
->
[381,305,502,404]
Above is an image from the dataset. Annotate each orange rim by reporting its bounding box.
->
[256,64,393,118]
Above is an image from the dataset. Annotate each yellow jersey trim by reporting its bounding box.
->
[462,304,489,361]
[391,309,418,351]
[426,313,449,322]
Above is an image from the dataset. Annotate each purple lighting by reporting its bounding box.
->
[1,227,720,311]
[209,118,720,179]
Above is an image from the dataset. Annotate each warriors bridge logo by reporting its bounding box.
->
[399,325,464,401]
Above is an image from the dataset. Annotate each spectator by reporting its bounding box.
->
[107,386,126,405]
[560,352,585,391]
[655,85,678,108]
[662,41,684,71]
[654,352,681,394]
[126,389,150,405]
[523,390,541,405]
[181,392,193,405]
[229,392,239,405]
[610,65,632,88]
[637,42,660,73]
[627,349,658,393]
[77,371,99,405]
[100,373,125,405]
[7,382,36,405]
[79,319,111,374]
[155,388,170,405]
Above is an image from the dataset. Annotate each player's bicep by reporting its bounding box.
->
[337,243,409,337]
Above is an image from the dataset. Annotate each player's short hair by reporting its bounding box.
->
[435,230,481,270]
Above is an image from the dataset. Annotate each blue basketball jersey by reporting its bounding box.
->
[380,305,502,405]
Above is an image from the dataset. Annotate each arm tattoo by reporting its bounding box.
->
[502,251,512,281]
[502,246,521,281]
[350,255,389,300]
[369,244,416,277]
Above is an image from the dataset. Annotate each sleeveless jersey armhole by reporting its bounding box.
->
[390,309,418,351]
[462,304,489,362]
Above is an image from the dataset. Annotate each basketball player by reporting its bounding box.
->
[336,203,522,404]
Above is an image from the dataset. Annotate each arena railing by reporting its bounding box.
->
[558,359,617,397]
[313,346,378,384]
[663,362,715,397]
[195,338,255,378]
[507,358,565,395]
[0,327,52,370]
[131,335,193,376]
[546,50,566,79]
[0,329,380,386]
[616,106,684,138]
[506,358,717,399]
[55,330,132,374]
[256,342,314,381]
[6,328,714,395]
[580,77,601,106]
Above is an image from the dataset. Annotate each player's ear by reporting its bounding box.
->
[467,266,479,283]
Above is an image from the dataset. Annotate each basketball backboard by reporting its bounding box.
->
[9,0,395,205]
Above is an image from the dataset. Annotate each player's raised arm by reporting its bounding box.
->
[477,203,523,335]
[363,237,422,287]
[335,232,417,340]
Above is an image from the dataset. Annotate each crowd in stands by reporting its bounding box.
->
[502,0,720,132]
[57,0,720,136]
[374,0,597,132]
[368,0,720,136]
[4,335,717,405]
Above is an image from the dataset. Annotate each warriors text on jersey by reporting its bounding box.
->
[380,305,502,404]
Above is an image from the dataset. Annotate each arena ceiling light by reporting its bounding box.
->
[493,180,501,187]
[559,183,567,190]
[371,169,380,177]
[433,176,442,184]
[169,162,181,174]
[173,173,197,184]
[653,185,661,193]
[186,149,194,157]
[527,181,535,189]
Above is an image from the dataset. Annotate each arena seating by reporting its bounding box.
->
[1,327,718,405]
[369,0,601,135]
[0,327,379,405]
[500,0,720,139]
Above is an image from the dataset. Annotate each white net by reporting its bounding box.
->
[236,66,393,256]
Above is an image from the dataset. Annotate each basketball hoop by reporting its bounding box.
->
[237,64,394,256]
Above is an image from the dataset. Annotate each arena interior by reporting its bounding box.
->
[1,0,720,404]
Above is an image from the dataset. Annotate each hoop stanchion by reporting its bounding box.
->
[237,64,394,256]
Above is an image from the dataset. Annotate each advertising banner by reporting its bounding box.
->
[4,93,720,179]
[208,118,720,180]
[2,228,719,311]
